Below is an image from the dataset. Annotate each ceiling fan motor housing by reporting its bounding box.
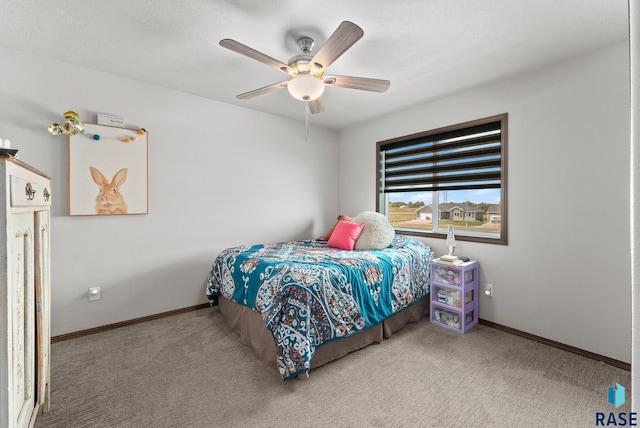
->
[288,54,313,73]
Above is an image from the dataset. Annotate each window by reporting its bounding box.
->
[376,114,508,245]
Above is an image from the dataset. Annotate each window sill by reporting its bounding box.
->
[395,228,507,245]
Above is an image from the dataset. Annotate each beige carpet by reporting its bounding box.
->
[35,307,630,427]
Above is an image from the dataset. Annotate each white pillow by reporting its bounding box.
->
[351,211,395,250]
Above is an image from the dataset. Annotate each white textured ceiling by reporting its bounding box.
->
[0,0,629,131]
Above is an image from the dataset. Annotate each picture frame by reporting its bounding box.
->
[68,123,148,216]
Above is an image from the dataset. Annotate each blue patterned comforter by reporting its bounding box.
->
[206,235,432,380]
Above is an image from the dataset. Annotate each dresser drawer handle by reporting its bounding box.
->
[43,188,50,202]
[25,183,36,200]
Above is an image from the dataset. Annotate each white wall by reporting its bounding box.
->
[339,42,631,363]
[0,47,339,336]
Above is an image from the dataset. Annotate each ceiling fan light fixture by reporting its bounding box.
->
[287,74,325,101]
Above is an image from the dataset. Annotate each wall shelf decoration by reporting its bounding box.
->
[68,123,148,216]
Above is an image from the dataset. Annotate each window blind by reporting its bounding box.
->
[380,120,503,193]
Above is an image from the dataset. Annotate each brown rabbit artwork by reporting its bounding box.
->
[89,166,128,214]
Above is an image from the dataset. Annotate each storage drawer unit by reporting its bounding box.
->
[430,259,478,333]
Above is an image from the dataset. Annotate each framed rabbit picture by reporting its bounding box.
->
[68,123,148,216]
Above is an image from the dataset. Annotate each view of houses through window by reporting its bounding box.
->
[386,189,501,236]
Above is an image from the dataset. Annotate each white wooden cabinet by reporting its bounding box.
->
[0,154,51,428]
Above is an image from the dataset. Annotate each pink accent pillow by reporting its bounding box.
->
[317,214,352,241]
[326,221,365,251]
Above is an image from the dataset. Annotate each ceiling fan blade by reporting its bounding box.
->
[237,81,289,99]
[324,75,390,93]
[220,39,291,74]
[310,21,364,73]
[308,97,325,114]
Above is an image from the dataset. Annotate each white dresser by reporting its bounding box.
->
[0,154,51,428]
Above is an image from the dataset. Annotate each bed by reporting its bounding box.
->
[206,234,433,380]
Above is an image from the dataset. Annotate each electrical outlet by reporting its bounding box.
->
[88,287,101,302]
[484,283,493,297]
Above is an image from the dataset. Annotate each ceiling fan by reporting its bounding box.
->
[220,21,390,114]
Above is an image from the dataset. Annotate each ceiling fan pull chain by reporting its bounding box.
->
[305,103,310,142]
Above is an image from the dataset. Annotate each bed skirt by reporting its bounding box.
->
[218,295,430,372]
